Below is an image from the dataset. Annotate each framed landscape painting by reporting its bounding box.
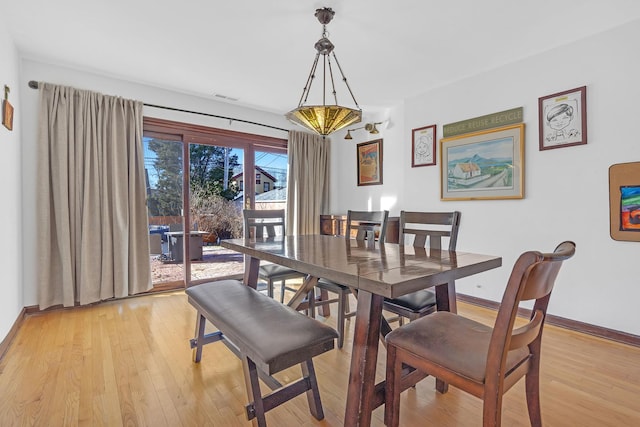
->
[357,139,383,186]
[440,124,524,201]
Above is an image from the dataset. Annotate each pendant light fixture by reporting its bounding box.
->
[285,7,362,136]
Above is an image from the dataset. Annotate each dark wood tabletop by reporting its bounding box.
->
[222,235,500,298]
[221,234,502,426]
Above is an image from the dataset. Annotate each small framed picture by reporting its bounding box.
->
[609,161,640,242]
[2,99,13,131]
[412,124,436,167]
[357,139,383,186]
[538,86,587,151]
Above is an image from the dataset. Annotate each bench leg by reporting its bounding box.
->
[242,356,267,427]
[193,313,206,363]
[302,359,324,420]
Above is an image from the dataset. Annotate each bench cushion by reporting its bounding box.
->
[186,280,338,375]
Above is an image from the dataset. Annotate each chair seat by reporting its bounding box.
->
[315,278,354,348]
[384,289,436,312]
[385,311,530,383]
[316,278,350,293]
[259,263,302,279]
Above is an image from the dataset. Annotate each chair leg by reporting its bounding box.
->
[384,344,402,427]
[482,387,503,427]
[280,280,286,303]
[436,378,449,394]
[301,359,325,420]
[525,355,543,427]
[267,279,274,298]
[336,291,346,349]
[308,288,316,319]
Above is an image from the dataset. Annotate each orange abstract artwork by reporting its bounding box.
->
[357,139,383,186]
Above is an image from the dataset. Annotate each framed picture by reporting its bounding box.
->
[538,86,587,151]
[357,139,383,186]
[440,123,524,201]
[412,124,436,167]
[2,99,13,131]
[609,161,640,242]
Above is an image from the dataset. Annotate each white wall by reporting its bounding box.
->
[0,28,23,340]
[331,20,640,335]
[19,59,293,307]
[330,104,406,213]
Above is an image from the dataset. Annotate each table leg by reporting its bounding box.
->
[287,275,319,310]
[344,290,383,427]
[243,256,260,289]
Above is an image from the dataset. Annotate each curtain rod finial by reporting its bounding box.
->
[28,81,39,89]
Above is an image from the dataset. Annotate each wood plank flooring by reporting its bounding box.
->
[0,290,638,426]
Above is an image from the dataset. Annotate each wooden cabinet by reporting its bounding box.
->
[320,215,399,244]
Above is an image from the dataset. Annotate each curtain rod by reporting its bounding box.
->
[27,80,289,133]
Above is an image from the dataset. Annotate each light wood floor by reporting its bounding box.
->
[1,290,639,427]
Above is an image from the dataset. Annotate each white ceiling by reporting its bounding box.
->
[7,0,640,116]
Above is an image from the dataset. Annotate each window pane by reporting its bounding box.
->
[190,144,244,282]
[255,151,288,210]
[144,136,184,287]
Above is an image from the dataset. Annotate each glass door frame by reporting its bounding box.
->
[143,117,287,288]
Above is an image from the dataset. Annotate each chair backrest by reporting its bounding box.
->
[243,209,286,239]
[486,241,576,388]
[346,210,389,243]
[399,211,461,250]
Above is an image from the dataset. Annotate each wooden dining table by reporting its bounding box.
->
[221,234,502,427]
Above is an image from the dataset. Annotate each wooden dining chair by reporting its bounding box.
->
[313,210,389,348]
[384,241,576,427]
[383,211,461,324]
[243,209,306,298]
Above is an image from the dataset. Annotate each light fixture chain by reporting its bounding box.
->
[297,53,321,107]
[326,55,339,105]
[331,52,360,109]
[322,53,326,106]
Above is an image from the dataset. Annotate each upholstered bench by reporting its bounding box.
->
[186,280,338,427]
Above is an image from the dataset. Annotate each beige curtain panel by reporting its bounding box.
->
[37,83,151,309]
[286,130,330,235]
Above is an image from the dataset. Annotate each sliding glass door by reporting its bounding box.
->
[143,117,287,289]
[188,143,245,283]
[144,136,185,288]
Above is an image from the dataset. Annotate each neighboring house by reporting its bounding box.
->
[452,162,481,179]
[233,187,287,210]
[231,166,277,194]
[256,187,287,210]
